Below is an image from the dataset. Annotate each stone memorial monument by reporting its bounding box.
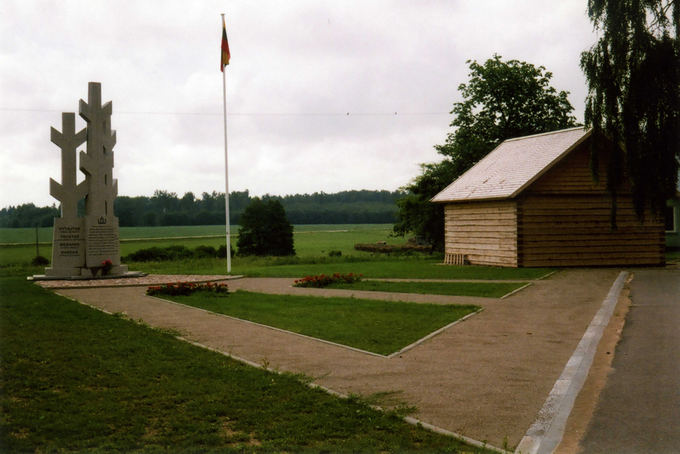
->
[34,82,139,279]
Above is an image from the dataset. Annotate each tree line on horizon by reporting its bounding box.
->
[0,189,403,228]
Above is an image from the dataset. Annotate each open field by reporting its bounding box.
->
[0,224,394,244]
[4,224,676,275]
[0,223,556,280]
[1,277,491,453]
[0,224,405,267]
[5,223,552,281]
[0,225,229,243]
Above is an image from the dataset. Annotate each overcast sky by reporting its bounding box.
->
[0,0,598,208]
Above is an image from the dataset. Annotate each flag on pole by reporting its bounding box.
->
[221,16,230,71]
[220,14,232,273]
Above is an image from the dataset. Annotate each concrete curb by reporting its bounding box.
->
[514,271,629,454]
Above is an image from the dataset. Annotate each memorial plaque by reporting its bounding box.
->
[84,216,120,266]
[45,218,85,276]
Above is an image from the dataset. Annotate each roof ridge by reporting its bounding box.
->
[503,126,587,143]
[431,127,591,203]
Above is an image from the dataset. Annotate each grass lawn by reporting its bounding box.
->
[0,277,492,453]
[163,290,479,356]
[128,256,553,280]
[327,280,528,298]
[235,258,553,280]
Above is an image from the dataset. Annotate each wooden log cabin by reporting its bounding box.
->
[431,127,665,267]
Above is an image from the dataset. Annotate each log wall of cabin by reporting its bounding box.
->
[519,142,665,266]
[444,201,518,267]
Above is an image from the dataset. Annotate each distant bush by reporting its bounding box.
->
[194,245,218,258]
[31,255,49,266]
[125,245,232,262]
[328,250,342,257]
[353,243,432,254]
[216,245,236,259]
[125,246,193,262]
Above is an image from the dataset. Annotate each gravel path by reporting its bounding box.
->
[49,269,619,450]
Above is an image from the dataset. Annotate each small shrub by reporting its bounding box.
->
[31,255,49,266]
[217,245,236,258]
[125,246,193,262]
[146,281,229,297]
[328,250,342,257]
[293,272,362,288]
[194,245,218,258]
[125,245,224,262]
[354,243,432,254]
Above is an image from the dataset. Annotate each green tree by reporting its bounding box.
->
[395,55,577,249]
[581,0,679,221]
[236,198,295,256]
[150,190,179,214]
[179,192,195,212]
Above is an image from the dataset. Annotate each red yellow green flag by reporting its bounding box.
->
[221,16,230,71]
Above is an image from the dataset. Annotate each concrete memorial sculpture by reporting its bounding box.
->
[34,82,139,279]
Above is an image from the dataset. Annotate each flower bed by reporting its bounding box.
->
[146,281,229,297]
[293,273,362,288]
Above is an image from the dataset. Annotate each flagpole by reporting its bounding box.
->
[221,13,231,274]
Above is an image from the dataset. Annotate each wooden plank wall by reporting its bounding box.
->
[444,201,517,267]
[525,140,611,194]
[518,195,665,266]
[520,142,665,266]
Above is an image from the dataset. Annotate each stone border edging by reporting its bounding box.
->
[177,338,511,454]
[53,290,510,454]
[148,294,483,359]
[514,271,629,454]
[33,274,243,289]
[386,308,483,358]
[500,283,533,299]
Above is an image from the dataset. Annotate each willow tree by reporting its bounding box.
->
[581,0,680,223]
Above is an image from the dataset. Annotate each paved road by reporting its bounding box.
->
[580,269,680,453]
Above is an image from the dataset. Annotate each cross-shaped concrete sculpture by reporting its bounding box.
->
[49,112,87,220]
[36,82,136,279]
[79,82,118,219]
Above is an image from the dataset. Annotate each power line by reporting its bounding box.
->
[0,107,449,117]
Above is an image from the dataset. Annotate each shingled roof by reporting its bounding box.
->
[431,127,591,203]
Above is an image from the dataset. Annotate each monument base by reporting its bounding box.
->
[29,268,146,281]
[78,264,129,278]
[45,266,83,277]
